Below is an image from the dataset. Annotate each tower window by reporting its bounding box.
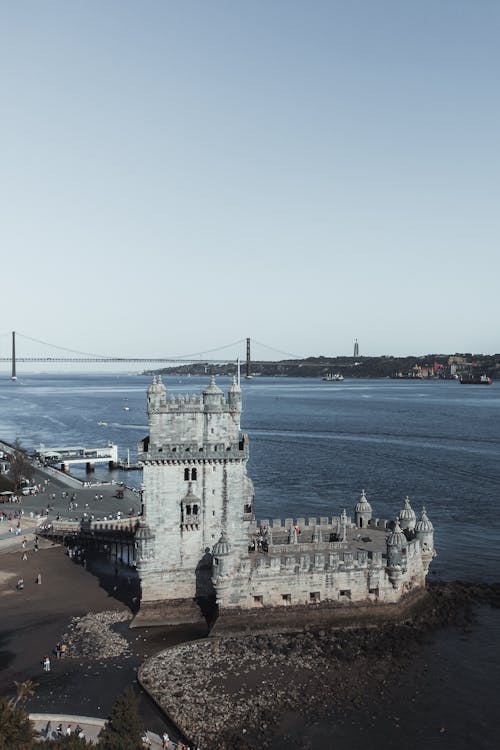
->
[191,468,197,481]
[184,468,189,481]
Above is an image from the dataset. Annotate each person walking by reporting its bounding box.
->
[43,656,51,672]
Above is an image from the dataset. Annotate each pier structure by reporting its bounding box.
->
[39,517,138,564]
[37,443,119,473]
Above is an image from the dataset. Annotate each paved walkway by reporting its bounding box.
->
[1,462,141,532]
[30,713,167,747]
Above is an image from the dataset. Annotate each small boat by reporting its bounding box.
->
[123,399,130,411]
[322,372,344,382]
[459,373,493,385]
[97,421,108,426]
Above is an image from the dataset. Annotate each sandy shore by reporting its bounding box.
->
[139,582,500,750]
[2,543,500,750]
[0,542,202,737]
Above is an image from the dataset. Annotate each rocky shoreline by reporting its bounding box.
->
[139,582,500,750]
[61,611,133,660]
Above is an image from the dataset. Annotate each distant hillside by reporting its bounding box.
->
[146,353,500,380]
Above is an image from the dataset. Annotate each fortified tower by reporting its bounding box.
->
[132,376,436,631]
[134,375,254,625]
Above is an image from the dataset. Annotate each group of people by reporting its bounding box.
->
[48,723,84,739]
[16,571,42,590]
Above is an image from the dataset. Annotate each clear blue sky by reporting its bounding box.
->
[1,0,499,363]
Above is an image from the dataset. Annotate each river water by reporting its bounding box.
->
[2,373,499,581]
[1,373,499,748]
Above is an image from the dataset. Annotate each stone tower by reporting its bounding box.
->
[415,506,435,573]
[133,375,255,626]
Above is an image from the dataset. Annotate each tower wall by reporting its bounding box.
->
[134,377,251,625]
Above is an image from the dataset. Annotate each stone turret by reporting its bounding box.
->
[386,519,407,588]
[354,489,372,528]
[415,506,435,572]
[398,496,416,531]
[147,375,167,413]
[202,376,224,411]
[135,522,155,562]
[212,532,237,604]
[227,375,242,415]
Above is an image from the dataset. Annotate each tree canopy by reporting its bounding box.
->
[0,696,35,750]
[7,438,34,489]
[97,686,144,750]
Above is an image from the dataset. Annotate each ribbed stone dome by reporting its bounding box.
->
[415,507,434,533]
[355,489,372,513]
[213,532,231,557]
[386,520,406,548]
[203,375,223,396]
[399,496,416,523]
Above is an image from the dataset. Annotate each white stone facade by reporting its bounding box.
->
[135,377,435,625]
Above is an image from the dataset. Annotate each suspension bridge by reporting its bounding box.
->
[0,331,307,379]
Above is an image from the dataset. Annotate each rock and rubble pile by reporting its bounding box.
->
[139,582,500,750]
[61,610,132,660]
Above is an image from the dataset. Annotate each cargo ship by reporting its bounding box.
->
[459,373,493,385]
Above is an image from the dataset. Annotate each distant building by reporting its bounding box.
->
[353,339,359,358]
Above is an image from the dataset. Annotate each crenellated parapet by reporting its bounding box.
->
[138,437,249,463]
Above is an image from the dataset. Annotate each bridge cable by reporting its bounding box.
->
[250,339,306,361]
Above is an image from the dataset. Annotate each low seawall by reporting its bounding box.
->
[211,586,428,634]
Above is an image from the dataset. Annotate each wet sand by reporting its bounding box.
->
[139,582,500,750]
[2,544,500,750]
[0,542,204,736]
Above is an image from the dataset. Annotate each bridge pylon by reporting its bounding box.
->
[11,331,16,380]
[246,337,251,378]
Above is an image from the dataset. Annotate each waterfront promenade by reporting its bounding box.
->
[0,457,192,746]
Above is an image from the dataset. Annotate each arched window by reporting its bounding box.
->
[184,468,190,481]
[191,468,197,481]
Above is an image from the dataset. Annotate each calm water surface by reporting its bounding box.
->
[2,373,498,581]
[1,373,499,748]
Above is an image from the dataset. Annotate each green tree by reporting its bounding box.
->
[97,686,144,750]
[7,438,34,490]
[9,679,37,709]
[0,695,35,750]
